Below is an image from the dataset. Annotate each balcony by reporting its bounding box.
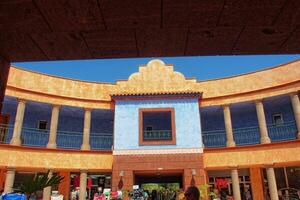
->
[0,124,113,150]
[203,121,297,148]
[143,130,172,140]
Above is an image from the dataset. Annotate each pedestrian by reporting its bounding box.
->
[184,186,200,200]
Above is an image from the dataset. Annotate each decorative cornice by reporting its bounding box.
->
[113,148,203,155]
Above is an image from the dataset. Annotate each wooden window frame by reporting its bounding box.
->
[139,108,176,146]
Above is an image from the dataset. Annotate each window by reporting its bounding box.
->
[272,114,283,125]
[38,120,47,130]
[139,108,176,145]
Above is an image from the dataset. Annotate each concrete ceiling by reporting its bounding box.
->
[0,0,300,62]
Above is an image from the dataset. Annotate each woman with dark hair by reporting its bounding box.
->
[184,186,200,200]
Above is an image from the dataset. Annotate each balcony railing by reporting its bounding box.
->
[143,130,172,140]
[0,124,113,150]
[233,126,260,145]
[203,121,297,148]
[268,121,297,142]
[202,130,226,148]
[90,133,113,150]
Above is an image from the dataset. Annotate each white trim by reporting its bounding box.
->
[113,148,203,155]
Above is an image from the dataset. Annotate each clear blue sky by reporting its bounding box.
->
[13,55,300,83]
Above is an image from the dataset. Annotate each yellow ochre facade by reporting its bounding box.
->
[0,59,300,200]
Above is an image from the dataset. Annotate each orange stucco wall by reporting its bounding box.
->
[203,140,300,169]
[0,145,113,171]
[5,59,300,108]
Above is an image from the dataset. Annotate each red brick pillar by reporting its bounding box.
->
[0,58,10,113]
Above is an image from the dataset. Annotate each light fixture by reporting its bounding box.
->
[119,170,124,177]
[191,169,196,176]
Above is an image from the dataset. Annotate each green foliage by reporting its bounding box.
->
[157,187,176,200]
[20,171,64,199]
[198,184,217,200]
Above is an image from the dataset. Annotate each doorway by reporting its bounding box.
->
[134,171,183,200]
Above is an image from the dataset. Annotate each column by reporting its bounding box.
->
[79,170,87,200]
[81,108,91,150]
[47,105,60,148]
[0,58,10,113]
[290,92,300,138]
[266,168,279,200]
[4,168,15,193]
[43,170,53,200]
[223,105,236,147]
[231,169,241,200]
[10,99,26,146]
[255,100,271,144]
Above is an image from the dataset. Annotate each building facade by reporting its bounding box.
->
[0,59,300,200]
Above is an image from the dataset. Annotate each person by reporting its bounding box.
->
[184,186,200,200]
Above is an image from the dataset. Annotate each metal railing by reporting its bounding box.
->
[203,121,297,148]
[268,121,297,142]
[143,130,172,140]
[0,124,113,150]
[233,126,260,145]
[21,127,49,147]
[90,133,113,150]
[0,124,13,144]
[56,130,83,149]
[202,129,226,148]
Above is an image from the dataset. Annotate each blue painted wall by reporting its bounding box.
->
[2,96,114,134]
[114,98,202,150]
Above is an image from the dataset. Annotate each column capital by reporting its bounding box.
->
[16,98,26,103]
[289,91,299,97]
[80,169,88,173]
[254,99,263,104]
[222,104,231,108]
[228,165,239,169]
[6,167,15,171]
[52,104,61,108]
[83,107,93,112]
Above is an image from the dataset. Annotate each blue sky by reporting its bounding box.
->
[13,55,300,83]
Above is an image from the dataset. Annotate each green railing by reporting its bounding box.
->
[202,129,226,147]
[143,130,172,140]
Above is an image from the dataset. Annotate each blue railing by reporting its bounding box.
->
[0,124,113,150]
[268,121,297,142]
[56,130,83,149]
[143,130,172,140]
[21,127,49,147]
[203,121,297,148]
[90,133,113,150]
[233,126,260,145]
[0,124,13,144]
[202,130,226,148]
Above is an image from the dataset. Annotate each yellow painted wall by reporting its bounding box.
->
[5,59,300,108]
[0,145,112,170]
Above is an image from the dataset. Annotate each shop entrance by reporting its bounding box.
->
[134,171,182,200]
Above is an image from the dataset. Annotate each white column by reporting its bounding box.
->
[290,92,300,139]
[79,170,87,200]
[81,108,92,150]
[4,168,15,193]
[43,170,53,200]
[266,168,279,200]
[10,99,26,146]
[255,100,271,144]
[231,169,241,200]
[47,105,60,148]
[223,105,236,147]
